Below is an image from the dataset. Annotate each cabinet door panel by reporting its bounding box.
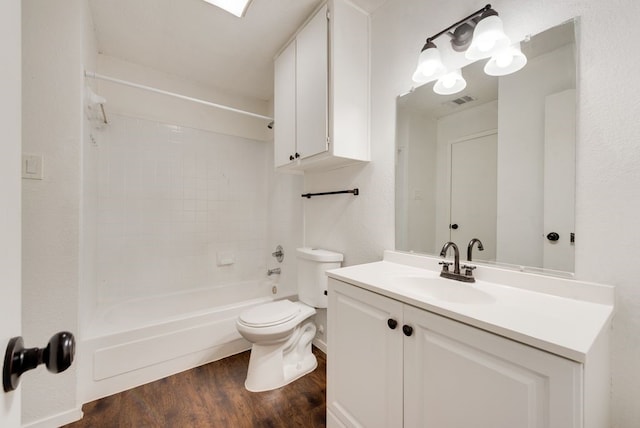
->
[404,305,582,428]
[296,4,328,160]
[274,40,296,167]
[328,279,403,428]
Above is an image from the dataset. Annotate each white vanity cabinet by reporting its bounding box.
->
[327,278,586,428]
[273,0,369,171]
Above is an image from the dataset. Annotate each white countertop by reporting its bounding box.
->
[326,251,615,363]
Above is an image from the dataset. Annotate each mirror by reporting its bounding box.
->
[395,19,577,274]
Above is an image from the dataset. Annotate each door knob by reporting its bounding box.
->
[387,319,398,330]
[3,331,75,392]
[450,224,459,230]
[402,325,413,337]
[546,232,560,241]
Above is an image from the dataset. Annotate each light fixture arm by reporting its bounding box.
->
[423,4,492,45]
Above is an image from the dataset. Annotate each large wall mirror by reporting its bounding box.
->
[395,19,577,274]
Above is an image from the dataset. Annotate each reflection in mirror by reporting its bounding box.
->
[395,19,577,274]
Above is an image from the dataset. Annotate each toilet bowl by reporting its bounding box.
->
[236,248,343,392]
[236,300,317,392]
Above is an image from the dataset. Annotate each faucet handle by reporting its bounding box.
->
[461,264,476,276]
[438,261,453,272]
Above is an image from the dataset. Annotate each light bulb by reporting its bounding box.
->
[495,52,514,68]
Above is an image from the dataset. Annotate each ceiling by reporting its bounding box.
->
[88,0,387,102]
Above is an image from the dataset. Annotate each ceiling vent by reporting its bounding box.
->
[449,95,476,106]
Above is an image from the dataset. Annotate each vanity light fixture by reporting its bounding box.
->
[412,41,447,83]
[465,7,511,60]
[412,4,526,95]
[434,69,467,95]
[202,0,253,17]
[484,42,527,76]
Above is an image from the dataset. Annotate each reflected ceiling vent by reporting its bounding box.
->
[447,95,476,107]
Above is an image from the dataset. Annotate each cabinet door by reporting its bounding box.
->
[274,40,296,168]
[403,305,582,428]
[327,279,403,428]
[296,4,328,160]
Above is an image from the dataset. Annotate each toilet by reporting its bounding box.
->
[236,247,343,392]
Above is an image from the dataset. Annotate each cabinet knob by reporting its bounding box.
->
[387,319,398,330]
[402,325,413,337]
[294,152,300,159]
[289,155,294,161]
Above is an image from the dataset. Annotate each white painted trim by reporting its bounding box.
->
[313,337,327,354]
[22,408,83,428]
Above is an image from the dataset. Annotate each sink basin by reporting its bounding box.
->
[390,275,495,304]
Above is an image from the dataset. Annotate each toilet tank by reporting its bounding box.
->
[297,248,343,308]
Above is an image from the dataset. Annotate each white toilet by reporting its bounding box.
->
[236,247,343,392]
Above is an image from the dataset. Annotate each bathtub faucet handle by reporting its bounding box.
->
[271,245,284,263]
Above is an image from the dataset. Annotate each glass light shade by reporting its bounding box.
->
[202,0,252,17]
[484,43,528,76]
[412,45,447,83]
[465,14,511,60]
[433,69,467,95]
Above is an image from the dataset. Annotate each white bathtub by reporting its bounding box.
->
[79,281,274,403]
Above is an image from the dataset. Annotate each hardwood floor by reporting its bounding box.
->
[65,347,326,428]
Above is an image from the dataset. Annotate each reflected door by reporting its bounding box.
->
[543,89,576,272]
[450,132,497,261]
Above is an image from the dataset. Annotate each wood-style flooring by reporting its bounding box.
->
[65,347,326,428]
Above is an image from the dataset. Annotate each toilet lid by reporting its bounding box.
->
[239,300,301,327]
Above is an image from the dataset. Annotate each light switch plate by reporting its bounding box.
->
[22,154,44,180]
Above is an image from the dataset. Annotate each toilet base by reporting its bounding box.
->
[244,320,317,392]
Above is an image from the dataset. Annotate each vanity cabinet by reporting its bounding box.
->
[273,0,369,171]
[327,278,583,428]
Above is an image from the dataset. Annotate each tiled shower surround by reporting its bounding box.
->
[93,114,268,304]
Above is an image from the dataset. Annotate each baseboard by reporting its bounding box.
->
[312,337,327,354]
[22,407,83,428]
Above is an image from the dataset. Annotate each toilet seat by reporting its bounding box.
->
[239,300,301,328]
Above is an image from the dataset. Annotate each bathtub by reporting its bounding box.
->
[79,280,274,403]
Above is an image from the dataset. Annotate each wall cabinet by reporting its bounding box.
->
[327,278,583,428]
[273,0,369,171]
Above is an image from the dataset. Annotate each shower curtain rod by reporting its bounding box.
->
[84,70,274,121]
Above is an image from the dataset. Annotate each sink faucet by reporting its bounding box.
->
[439,241,461,274]
[267,268,281,276]
[467,238,484,261]
[439,241,476,283]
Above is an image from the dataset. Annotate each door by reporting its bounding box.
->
[1,0,22,426]
[403,305,581,427]
[296,4,328,160]
[327,279,403,428]
[543,89,576,272]
[449,131,497,261]
[273,40,296,167]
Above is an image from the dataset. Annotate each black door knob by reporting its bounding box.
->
[402,325,413,337]
[450,224,459,230]
[387,319,398,330]
[294,152,300,158]
[3,332,75,392]
[546,232,560,241]
[289,155,294,161]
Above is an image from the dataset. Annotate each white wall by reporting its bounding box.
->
[404,109,437,254]
[306,0,640,425]
[21,0,94,425]
[95,55,271,142]
[92,114,269,305]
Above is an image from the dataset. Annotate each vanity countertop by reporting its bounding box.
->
[326,251,615,363]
